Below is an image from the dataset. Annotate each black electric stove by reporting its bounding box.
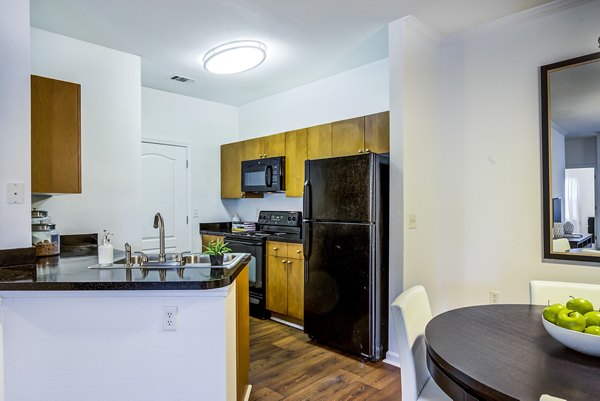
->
[223,211,301,319]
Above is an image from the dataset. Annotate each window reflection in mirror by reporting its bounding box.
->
[542,52,600,262]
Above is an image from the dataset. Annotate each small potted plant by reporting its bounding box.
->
[202,239,232,266]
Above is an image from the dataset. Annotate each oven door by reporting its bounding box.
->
[224,237,264,291]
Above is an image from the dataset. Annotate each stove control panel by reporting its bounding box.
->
[257,211,302,227]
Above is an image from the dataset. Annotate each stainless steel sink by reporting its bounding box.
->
[89,252,245,270]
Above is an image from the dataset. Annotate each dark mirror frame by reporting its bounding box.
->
[541,51,600,263]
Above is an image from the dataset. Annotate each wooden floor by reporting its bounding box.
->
[249,317,401,400]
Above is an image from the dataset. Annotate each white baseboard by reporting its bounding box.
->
[384,350,401,367]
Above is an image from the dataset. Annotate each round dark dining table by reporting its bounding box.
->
[425,304,600,401]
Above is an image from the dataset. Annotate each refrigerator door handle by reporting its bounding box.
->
[303,161,311,219]
[303,221,311,282]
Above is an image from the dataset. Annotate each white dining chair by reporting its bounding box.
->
[552,238,570,252]
[540,394,567,401]
[391,285,451,401]
[529,280,600,305]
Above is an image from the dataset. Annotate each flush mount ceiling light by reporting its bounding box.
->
[202,40,267,75]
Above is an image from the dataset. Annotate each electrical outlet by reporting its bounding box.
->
[408,214,417,229]
[162,306,178,330]
[490,290,500,304]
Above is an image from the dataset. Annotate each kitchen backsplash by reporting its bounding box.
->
[222,192,302,222]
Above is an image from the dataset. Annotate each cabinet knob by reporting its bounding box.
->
[264,153,268,157]
[358,149,363,153]
[296,249,300,253]
[287,260,292,265]
[365,148,371,153]
[281,259,287,264]
[273,247,279,251]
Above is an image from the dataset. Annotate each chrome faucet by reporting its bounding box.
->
[124,242,132,266]
[153,212,166,262]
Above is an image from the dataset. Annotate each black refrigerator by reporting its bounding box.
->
[302,153,389,361]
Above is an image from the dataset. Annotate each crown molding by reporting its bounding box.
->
[441,0,591,47]
[399,15,442,46]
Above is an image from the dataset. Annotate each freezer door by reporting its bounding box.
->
[304,221,379,359]
[304,154,374,222]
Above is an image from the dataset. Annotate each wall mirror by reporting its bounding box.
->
[542,51,600,262]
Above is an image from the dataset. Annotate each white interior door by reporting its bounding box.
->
[141,142,189,254]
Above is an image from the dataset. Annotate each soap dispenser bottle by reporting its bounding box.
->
[98,230,114,265]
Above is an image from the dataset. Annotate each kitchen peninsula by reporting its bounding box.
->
[0,250,251,401]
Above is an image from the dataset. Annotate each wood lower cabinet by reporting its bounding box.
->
[31,75,81,194]
[266,241,304,321]
[236,266,250,401]
[201,234,225,251]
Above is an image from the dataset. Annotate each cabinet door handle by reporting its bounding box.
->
[287,260,292,265]
[358,149,363,153]
[365,148,371,153]
[296,249,301,253]
[281,259,287,264]
[264,153,268,157]
[273,247,279,251]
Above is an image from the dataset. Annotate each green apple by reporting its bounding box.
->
[556,309,586,332]
[566,296,594,315]
[584,310,600,327]
[584,326,600,335]
[543,303,566,324]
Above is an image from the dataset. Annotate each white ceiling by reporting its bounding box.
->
[30,0,554,106]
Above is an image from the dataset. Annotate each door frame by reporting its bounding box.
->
[142,138,192,252]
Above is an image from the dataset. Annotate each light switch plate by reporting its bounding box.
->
[6,183,24,204]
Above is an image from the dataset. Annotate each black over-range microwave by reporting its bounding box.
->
[241,156,285,193]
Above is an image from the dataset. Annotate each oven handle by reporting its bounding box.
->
[224,238,262,246]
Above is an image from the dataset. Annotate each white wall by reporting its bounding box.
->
[420,0,600,314]
[30,29,142,250]
[565,136,596,168]
[230,59,390,220]
[388,16,440,360]
[141,87,239,250]
[0,1,31,249]
[1,289,236,401]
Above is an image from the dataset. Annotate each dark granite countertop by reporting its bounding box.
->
[0,250,250,291]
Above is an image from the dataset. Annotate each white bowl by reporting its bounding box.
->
[542,317,600,357]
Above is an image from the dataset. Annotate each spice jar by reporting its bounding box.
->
[32,209,60,257]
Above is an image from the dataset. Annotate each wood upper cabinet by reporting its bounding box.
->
[330,112,390,157]
[331,117,365,157]
[365,111,390,154]
[307,123,332,159]
[265,241,304,321]
[264,133,286,158]
[285,129,307,197]
[242,133,285,160]
[221,142,243,198]
[31,75,81,194]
